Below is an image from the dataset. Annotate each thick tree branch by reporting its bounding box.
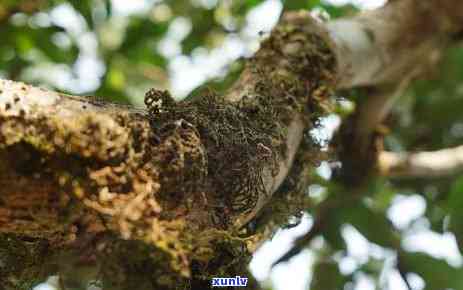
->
[0,12,336,286]
[2,0,463,287]
[273,0,463,265]
[379,146,463,178]
[330,0,463,88]
[332,0,463,185]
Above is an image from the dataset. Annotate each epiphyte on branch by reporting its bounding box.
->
[144,88,176,115]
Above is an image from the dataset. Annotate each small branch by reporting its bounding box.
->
[274,0,463,267]
[379,146,463,178]
[335,68,420,185]
[272,193,360,265]
[397,254,413,290]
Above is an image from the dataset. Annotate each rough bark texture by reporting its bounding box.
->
[0,12,336,290]
[1,0,463,289]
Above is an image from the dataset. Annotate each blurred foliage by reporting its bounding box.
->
[0,0,359,104]
[2,0,463,290]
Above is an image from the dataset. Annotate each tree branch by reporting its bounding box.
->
[379,146,463,178]
[2,0,463,287]
[0,12,337,286]
[330,0,463,88]
[272,0,463,265]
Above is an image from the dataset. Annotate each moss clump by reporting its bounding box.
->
[144,13,336,231]
[0,235,51,290]
[145,81,299,226]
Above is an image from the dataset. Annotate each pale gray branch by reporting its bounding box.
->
[380,146,463,177]
[329,0,463,88]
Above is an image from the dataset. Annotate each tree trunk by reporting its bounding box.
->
[0,0,462,289]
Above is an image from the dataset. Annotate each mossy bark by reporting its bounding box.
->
[0,1,462,289]
[0,11,335,289]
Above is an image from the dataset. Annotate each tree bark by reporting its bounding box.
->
[1,0,462,289]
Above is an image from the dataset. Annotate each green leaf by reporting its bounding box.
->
[344,203,399,248]
[310,260,348,290]
[282,0,358,18]
[400,252,463,290]
[315,3,358,18]
[323,201,398,249]
[68,0,94,28]
[181,9,216,54]
[282,0,312,11]
[118,17,168,67]
[230,0,263,15]
[446,175,463,248]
